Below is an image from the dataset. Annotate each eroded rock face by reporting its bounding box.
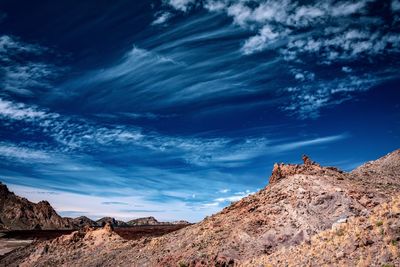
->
[0,183,74,230]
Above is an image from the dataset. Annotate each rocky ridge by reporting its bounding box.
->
[1,149,399,266]
[0,183,74,230]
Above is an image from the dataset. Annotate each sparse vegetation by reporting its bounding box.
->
[335,228,345,236]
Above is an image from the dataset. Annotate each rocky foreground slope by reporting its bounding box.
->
[245,195,400,266]
[0,183,74,230]
[1,150,399,266]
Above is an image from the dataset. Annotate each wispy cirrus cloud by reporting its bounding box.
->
[152,0,400,118]
[0,98,348,167]
[166,0,196,12]
[152,12,173,25]
[0,98,52,121]
[0,35,62,97]
[54,0,399,119]
[0,143,51,162]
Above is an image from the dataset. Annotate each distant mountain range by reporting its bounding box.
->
[0,183,189,231]
[1,149,399,266]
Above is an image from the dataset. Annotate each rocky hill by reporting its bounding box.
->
[127,216,163,226]
[1,149,399,266]
[96,217,128,228]
[0,183,74,230]
[72,216,97,228]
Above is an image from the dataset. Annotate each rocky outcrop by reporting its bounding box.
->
[1,149,399,266]
[269,154,342,185]
[0,183,74,230]
[96,217,128,228]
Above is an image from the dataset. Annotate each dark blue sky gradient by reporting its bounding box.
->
[0,0,399,221]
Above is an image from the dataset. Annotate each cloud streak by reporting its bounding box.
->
[152,0,400,118]
[0,35,62,97]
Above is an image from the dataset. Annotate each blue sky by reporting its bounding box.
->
[0,0,399,222]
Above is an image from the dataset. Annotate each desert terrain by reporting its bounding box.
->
[0,149,399,266]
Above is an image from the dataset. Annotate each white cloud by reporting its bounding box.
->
[204,0,226,11]
[0,97,349,168]
[341,66,352,73]
[291,69,315,82]
[272,135,348,153]
[393,0,400,12]
[242,25,280,55]
[283,74,390,118]
[0,35,44,55]
[161,0,397,64]
[226,3,252,27]
[330,1,368,17]
[0,98,52,121]
[281,29,400,64]
[166,0,195,12]
[0,143,50,161]
[152,12,172,25]
[0,35,60,96]
[214,190,254,203]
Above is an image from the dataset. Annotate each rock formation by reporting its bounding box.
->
[127,216,162,226]
[1,149,399,266]
[96,217,128,228]
[72,216,97,228]
[0,183,74,230]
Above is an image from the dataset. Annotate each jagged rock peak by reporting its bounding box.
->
[302,154,320,166]
[269,155,341,185]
